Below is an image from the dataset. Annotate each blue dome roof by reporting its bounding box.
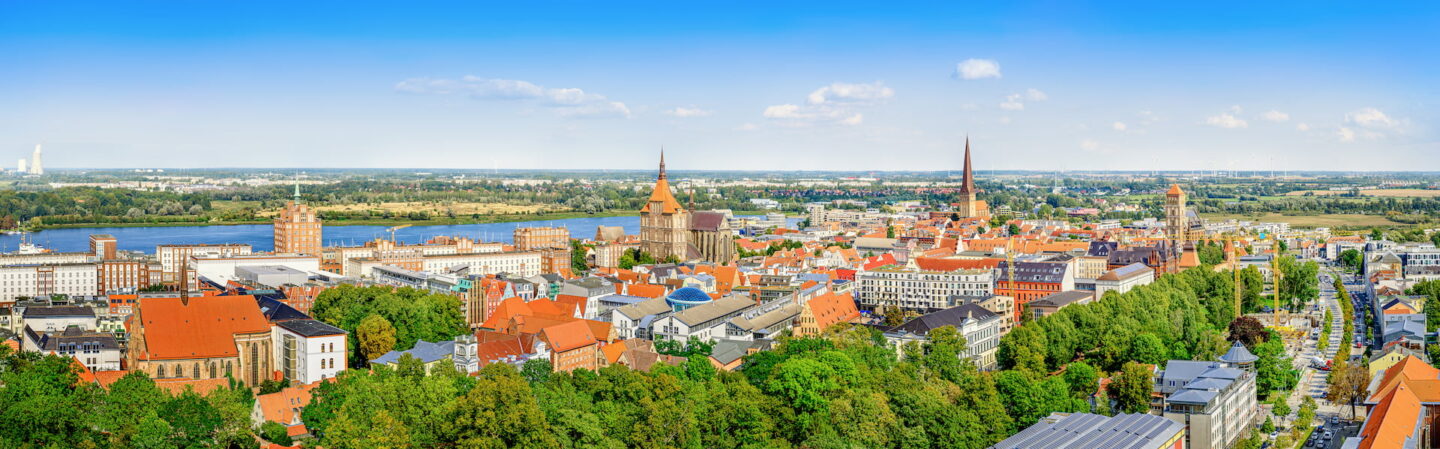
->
[668,287,712,304]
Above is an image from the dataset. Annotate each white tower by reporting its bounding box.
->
[29,145,43,175]
[16,159,26,174]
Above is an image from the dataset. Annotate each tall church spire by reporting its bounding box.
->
[658,147,667,181]
[959,136,976,194]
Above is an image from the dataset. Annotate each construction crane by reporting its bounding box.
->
[386,224,411,243]
[1270,233,1287,329]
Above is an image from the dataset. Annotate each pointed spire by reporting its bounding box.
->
[960,136,976,194]
[658,147,667,181]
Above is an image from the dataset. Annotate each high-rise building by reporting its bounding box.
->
[16,159,26,174]
[954,138,989,219]
[29,144,43,175]
[639,151,691,262]
[274,184,323,255]
[1165,184,1188,246]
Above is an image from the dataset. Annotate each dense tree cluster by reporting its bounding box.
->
[0,187,213,229]
[0,346,256,448]
[310,285,468,367]
[301,325,1018,449]
[998,267,1239,375]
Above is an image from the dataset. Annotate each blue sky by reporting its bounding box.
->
[2,1,1436,171]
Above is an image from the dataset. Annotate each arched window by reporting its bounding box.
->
[192,363,200,379]
[250,343,260,385]
[226,361,233,377]
[209,362,217,379]
[156,365,165,378]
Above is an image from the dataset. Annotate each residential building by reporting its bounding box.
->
[22,325,122,371]
[538,320,600,372]
[855,266,993,313]
[994,412,1185,449]
[1027,291,1094,320]
[156,244,252,284]
[21,305,97,332]
[127,295,274,386]
[1157,357,1258,449]
[370,340,455,374]
[251,383,316,440]
[1094,263,1156,298]
[514,227,570,251]
[882,303,1003,370]
[98,259,164,293]
[0,263,100,301]
[995,260,1075,323]
[651,295,756,343]
[272,319,348,384]
[792,292,861,337]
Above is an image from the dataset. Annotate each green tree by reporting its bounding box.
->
[357,314,398,362]
[1340,249,1362,271]
[1062,361,1100,399]
[260,420,294,446]
[452,364,560,449]
[1109,362,1154,414]
[1128,333,1167,366]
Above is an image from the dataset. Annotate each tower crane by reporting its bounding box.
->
[386,224,411,243]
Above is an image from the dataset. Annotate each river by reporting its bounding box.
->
[0,215,798,254]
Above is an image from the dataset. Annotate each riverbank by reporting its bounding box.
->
[23,209,793,231]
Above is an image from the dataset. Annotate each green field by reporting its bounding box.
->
[1200,212,1400,228]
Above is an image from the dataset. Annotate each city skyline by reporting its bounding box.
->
[2,2,1436,171]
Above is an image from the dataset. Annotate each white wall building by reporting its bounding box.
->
[0,263,101,301]
[272,319,348,384]
[855,267,993,312]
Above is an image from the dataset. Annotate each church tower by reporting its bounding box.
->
[639,151,691,262]
[1165,184,1188,246]
[955,137,988,219]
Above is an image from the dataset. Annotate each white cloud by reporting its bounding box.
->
[1229,105,1243,114]
[1296,123,1311,131]
[997,116,1012,125]
[763,104,803,119]
[807,82,894,105]
[954,59,1002,80]
[1262,110,1290,122]
[764,82,892,126]
[1112,121,1127,131]
[1080,139,1101,151]
[665,107,711,118]
[997,89,1045,111]
[1337,127,1356,142]
[999,94,1025,111]
[1137,110,1160,125]
[1346,107,1397,129]
[395,76,629,118]
[1204,112,1248,129]
[735,123,759,131]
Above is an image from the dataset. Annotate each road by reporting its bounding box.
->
[1273,261,1363,448]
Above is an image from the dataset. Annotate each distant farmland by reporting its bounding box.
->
[1283,188,1440,198]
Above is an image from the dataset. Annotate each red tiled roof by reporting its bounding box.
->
[914,257,1001,272]
[539,320,599,353]
[136,295,268,360]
